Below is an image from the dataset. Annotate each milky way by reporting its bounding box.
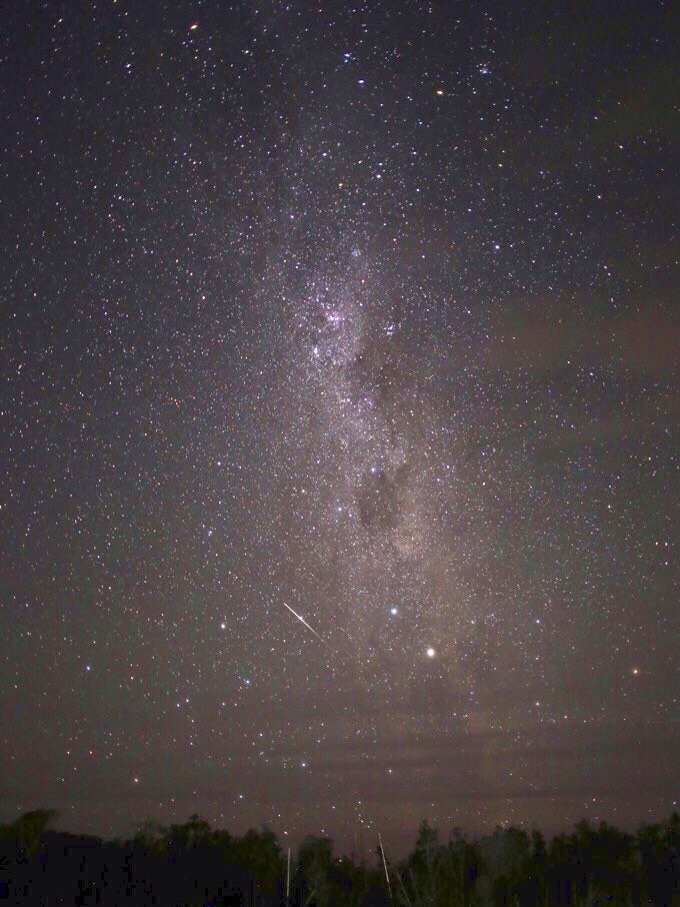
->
[1,0,678,853]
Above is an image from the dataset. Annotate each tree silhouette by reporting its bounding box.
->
[7,809,59,856]
[1,807,680,907]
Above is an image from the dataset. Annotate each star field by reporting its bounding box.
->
[1,0,679,855]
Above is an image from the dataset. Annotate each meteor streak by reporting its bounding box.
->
[282,601,324,643]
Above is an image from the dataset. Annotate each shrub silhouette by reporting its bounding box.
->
[1,809,680,906]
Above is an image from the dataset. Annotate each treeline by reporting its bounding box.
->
[1,808,680,906]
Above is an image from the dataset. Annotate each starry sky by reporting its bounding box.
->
[1,0,679,855]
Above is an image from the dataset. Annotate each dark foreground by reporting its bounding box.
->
[1,809,679,906]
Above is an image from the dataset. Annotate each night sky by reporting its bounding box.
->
[1,0,679,855]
